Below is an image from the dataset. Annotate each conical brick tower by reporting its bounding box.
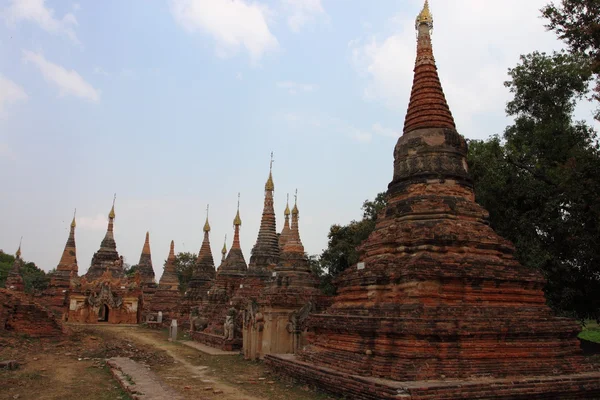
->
[278,194,293,250]
[5,243,25,291]
[186,207,216,302]
[86,198,123,280]
[136,232,155,284]
[149,240,182,324]
[248,155,280,271]
[266,2,600,398]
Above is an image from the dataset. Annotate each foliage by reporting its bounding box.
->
[167,252,197,294]
[468,50,600,321]
[123,264,138,278]
[0,250,48,293]
[579,320,600,343]
[542,0,600,116]
[311,192,387,295]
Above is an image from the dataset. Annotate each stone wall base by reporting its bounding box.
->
[265,354,600,400]
[190,330,242,351]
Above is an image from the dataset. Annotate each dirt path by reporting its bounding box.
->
[88,325,336,400]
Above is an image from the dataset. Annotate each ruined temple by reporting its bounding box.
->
[265,2,600,398]
[43,213,78,315]
[232,163,280,311]
[245,194,325,360]
[190,196,248,350]
[67,201,141,324]
[85,201,124,280]
[148,240,182,325]
[5,245,25,292]
[183,211,216,325]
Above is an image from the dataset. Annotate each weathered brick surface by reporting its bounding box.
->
[248,169,280,271]
[148,241,182,324]
[137,232,156,285]
[85,205,124,280]
[270,3,600,398]
[266,354,600,400]
[0,289,68,337]
[5,256,25,292]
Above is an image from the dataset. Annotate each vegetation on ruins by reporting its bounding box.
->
[543,0,600,118]
[166,251,197,293]
[468,1,600,322]
[0,250,49,293]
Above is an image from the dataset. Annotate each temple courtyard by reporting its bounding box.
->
[0,324,337,400]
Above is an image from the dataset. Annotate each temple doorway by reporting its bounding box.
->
[98,304,109,322]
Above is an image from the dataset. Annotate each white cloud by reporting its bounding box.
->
[78,214,108,231]
[283,0,326,33]
[169,0,278,63]
[349,0,566,140]
[0,74,28,117]
[22,50,100,102]
[276,80,318,95]
[4,0,79,44]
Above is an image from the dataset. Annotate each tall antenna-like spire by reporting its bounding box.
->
[16,237,22,259]
[416,0,433,30]
[71,208,77,228]
[292,189,299,215]
[203,204,211,232]
[265,152,275,191]
[234,193,242,226]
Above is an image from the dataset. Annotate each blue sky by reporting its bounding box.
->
[0,0,597,276]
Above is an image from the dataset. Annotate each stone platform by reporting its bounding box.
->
[189,330,242,352]
[180,340,239,356]
[266,354,600,400]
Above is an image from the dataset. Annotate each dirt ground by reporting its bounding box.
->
[0,325,337,400]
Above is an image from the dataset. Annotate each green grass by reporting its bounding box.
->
[579,320,600,343]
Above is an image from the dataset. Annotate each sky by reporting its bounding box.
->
[0,0,597,276]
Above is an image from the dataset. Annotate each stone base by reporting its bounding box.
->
[265,354,600,400]
[190,330,242,352]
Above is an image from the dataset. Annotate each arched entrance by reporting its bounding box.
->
[98,304,110,322]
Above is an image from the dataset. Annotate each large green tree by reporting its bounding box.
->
[167,252,197,294]
[0,250,49,293]
[468,51,600,321]
[543,0,600,116]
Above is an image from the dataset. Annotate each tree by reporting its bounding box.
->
[542,0,600,116]
[0,251,48,293]
[468,50,600,321]
[313,192,387,295]
[167,252,197,294]
[123,263,138,277]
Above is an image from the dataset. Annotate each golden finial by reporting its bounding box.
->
[265,152,274,191]
[109,194,116,219]
[292,189,299,215]
[71,208,77,228]
[16,237,22,259]
[203,204,211,232]
[284,193,291,216]
[222,235,227,255]
[416,0,433,30]
[233,193,242,226]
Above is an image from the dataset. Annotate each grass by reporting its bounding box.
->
[579,320,600,343]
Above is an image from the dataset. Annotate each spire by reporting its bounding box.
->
[265,152,274,191]
[71,208,76,228]
[279,193,292,250]
[221,197,247,274]
[15,237,22,259]
[137,231,155,283]
[291,190,303,248]
[203,204,211,233]
[56,211,78,274]
[233,193,242,226]
[249,156,280,270]
[404,0,455,134]
[221,235,228,262]
[109,194,116,219]
[158,240,179,289]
